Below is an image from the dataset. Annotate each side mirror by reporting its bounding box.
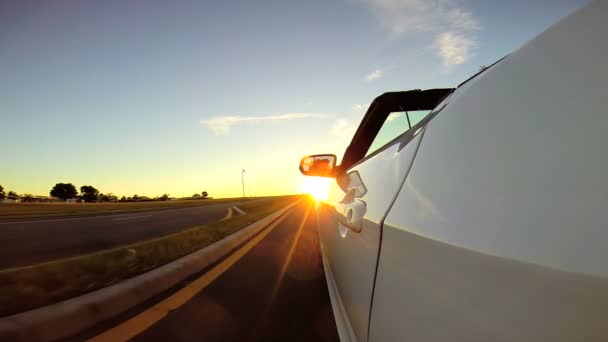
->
[299,154,337,177]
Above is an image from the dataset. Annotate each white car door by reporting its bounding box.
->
[369,2,608,341]
[302,89,453,341]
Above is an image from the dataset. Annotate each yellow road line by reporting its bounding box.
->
[88,208,294,342]
[270,205,311,304]
[252,205,311,334]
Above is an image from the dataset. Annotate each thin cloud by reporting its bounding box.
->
[443,7,482,32]
[201,112,327,135]
[360,0,481,67]
[329,119,358,142]
[366,69,384,81]
[352,103,369,112]
[435,31,476,66]
[329,103,367,150]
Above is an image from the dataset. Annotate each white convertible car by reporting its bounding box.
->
[299,1,607,341]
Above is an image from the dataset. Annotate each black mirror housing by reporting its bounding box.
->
[299,154,337,177]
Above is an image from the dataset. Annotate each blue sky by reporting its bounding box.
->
[0,0,586,197]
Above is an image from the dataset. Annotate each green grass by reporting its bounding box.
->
[0,197,258,219]
[0,195,304,317]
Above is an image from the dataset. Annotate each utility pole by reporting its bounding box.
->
[241,168,246,198]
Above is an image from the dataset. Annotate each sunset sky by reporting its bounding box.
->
[1,0,585,198]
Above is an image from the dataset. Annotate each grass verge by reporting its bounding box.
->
[0,195,304,317]
[0,197,259,220]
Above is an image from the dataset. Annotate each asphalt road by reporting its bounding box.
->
[0,201,241,269]
[84,200,339,342]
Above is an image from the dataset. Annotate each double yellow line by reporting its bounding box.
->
[89,206,301,342]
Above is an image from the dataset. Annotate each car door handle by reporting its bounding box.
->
[334,189,366,233]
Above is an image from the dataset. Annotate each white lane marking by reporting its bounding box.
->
[221,208,233,221]
[232,206,246,215]
[0,201,246,225]
[112,215,153,221]
[0,217,97,225]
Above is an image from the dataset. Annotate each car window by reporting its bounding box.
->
[365,110,430,157]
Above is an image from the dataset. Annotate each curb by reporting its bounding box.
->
[0,200,301,341]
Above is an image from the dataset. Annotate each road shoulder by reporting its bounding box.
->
[0,200,300,342]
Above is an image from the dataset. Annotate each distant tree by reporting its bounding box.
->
[50,183,78,200]
[159,194,169,201]
[80,185,100,203]
[7,191,19,200]
[0,185,5,199]
[192,193,201,198]
[105,193,118,202]
[21,194,34,202]
[120,196,127,202]
[202,191,208,199]
[132,194,140,201]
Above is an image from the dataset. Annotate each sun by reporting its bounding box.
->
[299,176,332,201]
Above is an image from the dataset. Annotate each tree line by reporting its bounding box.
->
[0,183,209,203]
[0,185,24,201]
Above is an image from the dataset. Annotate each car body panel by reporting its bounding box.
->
[369,1,608,340]
[320,235,358,342]
[369,226,608,341]
[318,130,424,341]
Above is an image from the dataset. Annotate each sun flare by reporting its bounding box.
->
[299,176,332,201]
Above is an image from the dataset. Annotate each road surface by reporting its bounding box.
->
[80,200,339,341]
[0,201,241,268]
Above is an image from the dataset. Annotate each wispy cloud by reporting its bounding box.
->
[352,103,369,112]
[329,119,358,142]
[201,112,327,135]
[442,7,481,32]
[366,69,384,81]
[328,103,368,150]
[434,31,476,66]
[360,0,481,67]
